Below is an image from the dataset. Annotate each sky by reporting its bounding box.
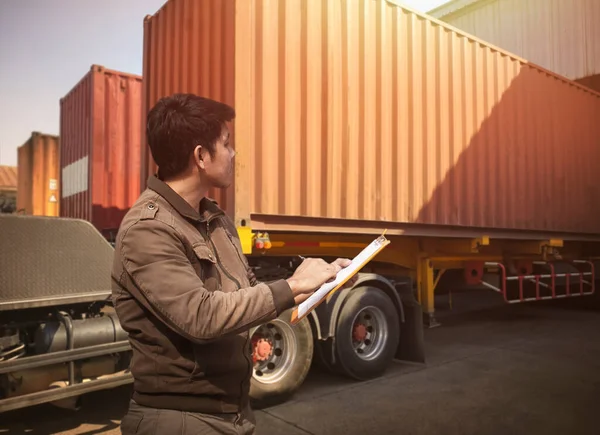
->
[0,0,449,167]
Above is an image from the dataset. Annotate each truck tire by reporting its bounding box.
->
[334,286,400,380]
[249,309,313,408]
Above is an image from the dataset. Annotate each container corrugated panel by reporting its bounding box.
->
[141,0,236,217]
[142,0,600,237]
[429,0,600,81]
[60,65,143,235]
[16,132,60,216]
[427,0,480,17]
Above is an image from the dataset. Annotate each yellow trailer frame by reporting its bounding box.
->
[238,225,599,326]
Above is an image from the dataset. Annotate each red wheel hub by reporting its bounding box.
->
[353,323,367,342]
[252,338,273,363]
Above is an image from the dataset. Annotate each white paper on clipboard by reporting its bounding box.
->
[290,233,390,324]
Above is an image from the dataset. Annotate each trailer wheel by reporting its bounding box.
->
[249,309,313,408]
[334,286,399,380]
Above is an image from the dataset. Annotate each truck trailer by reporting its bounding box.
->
[140,0,600,406]
[1,0,600,414]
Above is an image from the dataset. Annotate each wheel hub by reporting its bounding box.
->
[350,305,389,361]
[353,323,368,342]
[250,320,298,384]
[253,338,273,362]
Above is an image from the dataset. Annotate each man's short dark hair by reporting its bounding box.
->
[146,93,235,179]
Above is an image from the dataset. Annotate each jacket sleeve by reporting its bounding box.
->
[120,219,295,343]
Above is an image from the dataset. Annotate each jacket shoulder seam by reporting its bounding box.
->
[118,215,190,275]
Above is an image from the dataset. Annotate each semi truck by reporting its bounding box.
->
[2,0,600,414]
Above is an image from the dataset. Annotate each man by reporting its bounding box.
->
[112,93,354,434]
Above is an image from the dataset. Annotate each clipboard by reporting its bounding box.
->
[290,232,391,325]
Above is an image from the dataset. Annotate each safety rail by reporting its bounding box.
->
[480,260,595,304]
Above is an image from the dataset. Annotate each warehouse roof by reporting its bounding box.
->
[0,166,17,190]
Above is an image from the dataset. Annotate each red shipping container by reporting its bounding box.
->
[60,65,142,237]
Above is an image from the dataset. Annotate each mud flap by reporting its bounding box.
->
[394,282,426,364]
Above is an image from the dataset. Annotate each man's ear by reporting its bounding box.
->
[193,145,205,169]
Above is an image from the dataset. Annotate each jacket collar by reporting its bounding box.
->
[146,175,223,223]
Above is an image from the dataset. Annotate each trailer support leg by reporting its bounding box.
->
[418,257,439,328]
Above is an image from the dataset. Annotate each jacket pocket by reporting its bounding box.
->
[191,243,220,290]
[192,243,217,264]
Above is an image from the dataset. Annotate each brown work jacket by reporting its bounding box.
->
[111,175,294,414]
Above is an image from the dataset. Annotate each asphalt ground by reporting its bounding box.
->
[1,291,599,435]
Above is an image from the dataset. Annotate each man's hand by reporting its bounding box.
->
[331,258,359,289]
[287,257,355,305]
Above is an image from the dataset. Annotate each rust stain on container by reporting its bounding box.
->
[16,132,60,216]
[60,65,143,236]
[142,0,600,237]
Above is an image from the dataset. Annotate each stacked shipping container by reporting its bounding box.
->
[60,65,143,237]
[428,0,600,92]
[16,132,60,217]
[141,0,600,237]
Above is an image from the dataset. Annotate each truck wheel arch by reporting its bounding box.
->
[328,273,405,337]
[307,310,323,340]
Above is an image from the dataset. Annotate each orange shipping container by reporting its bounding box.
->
[60,65,143,237]
[16,132,60,217]
[142,0,600,238]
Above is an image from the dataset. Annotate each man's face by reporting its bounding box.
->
[201,125,235,189]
